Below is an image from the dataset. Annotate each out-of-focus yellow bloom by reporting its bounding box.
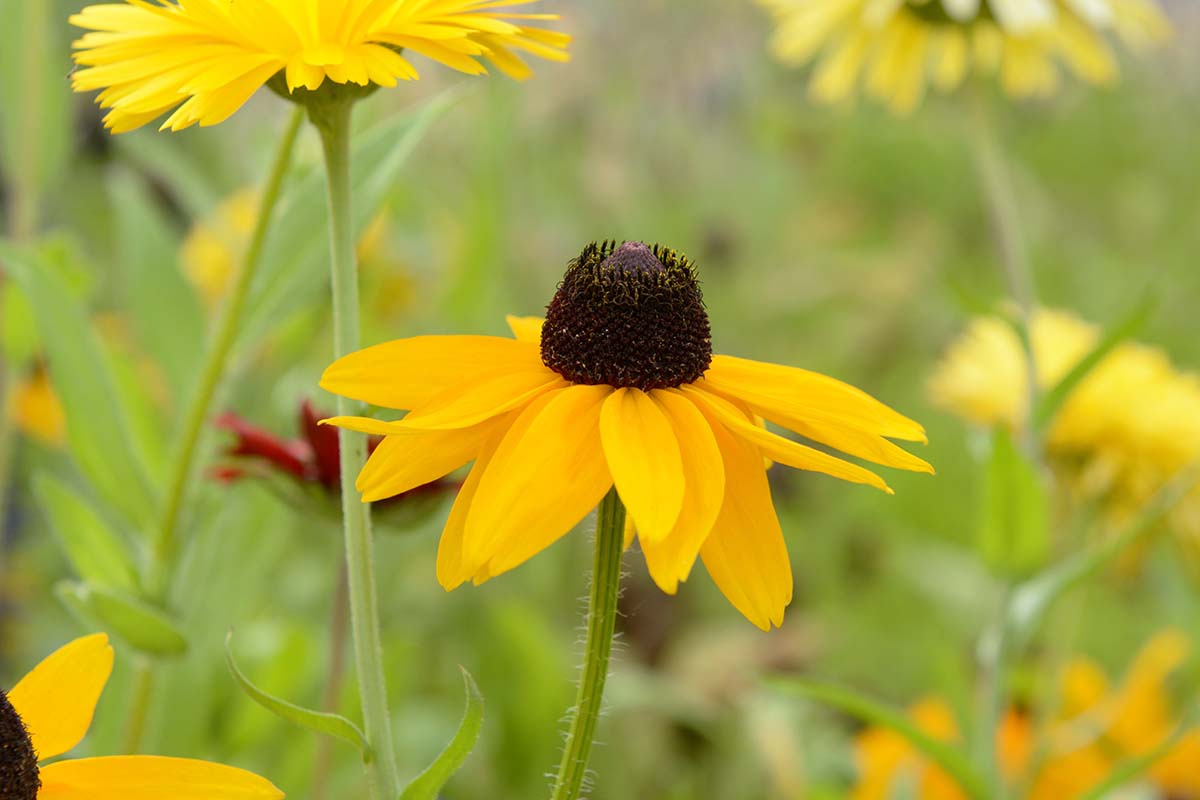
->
[853,630,1200,799]
[181,189,260,309]
[8,365,66,446]
[759,0,1170,114]
[70,0,570,133]
[930,307,1200,546]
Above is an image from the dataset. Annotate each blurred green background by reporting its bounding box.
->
[2,1,1199,798]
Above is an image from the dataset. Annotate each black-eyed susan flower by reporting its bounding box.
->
[70,0,571,133]
[759,0,1170,113]
[930,307,1200,550]
[0,633,282,799]
[320,241,931,630]
[851,630,1200,800]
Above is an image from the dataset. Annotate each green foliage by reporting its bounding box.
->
[977,428,1049,578]
[398,668,485,800]
[34,472,138,591]
[56,581,189,657]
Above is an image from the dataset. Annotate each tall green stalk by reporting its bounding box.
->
[312,97,401,800]
[551,488,627,800]
[123,107,304,752]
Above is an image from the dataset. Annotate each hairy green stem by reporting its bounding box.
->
[151,106,305,589]
[314,98,400,800]
[121,108,303,754]
[551,488,626,800]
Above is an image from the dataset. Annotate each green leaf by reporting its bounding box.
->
[224,631,371,759]
[977,428,1049,578]
[33,473,138,591]
[1008,461,1200,644]
[56,581,189,657]
[245,90,459,339]
[1078,707,1198,800]
[108,171,206,400]
[0,241,160,529]
[770,677,988,800]
[1032,296,1153,434]
[399,668,486,800]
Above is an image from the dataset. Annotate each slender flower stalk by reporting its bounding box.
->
[551,488,626,800]
[121,107,304,754]
[312,95,400,800]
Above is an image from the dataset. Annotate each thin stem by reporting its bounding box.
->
[312,556,351,800]
[314,98,400,800]
[551,488,626,800]
[121,108,303,754]
[150,106,305,591]
[967,89,1040,459]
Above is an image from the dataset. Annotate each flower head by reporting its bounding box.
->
[759,0,1170,113]
[321,241,931,629]
[70,0,571,133]
[0,633,281,799]
[930,308,1200,547]
[8,364,67,447]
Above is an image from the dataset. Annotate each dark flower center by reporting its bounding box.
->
[541,241,712,391]
[0,689,40,800]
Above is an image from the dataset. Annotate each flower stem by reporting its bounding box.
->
[313,97,400,800]
[150,106,305,591]
[551,488,626,800]
[122,107,303,754]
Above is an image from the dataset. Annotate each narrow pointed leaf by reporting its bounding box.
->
[34,473,137,591]
[399,668,485,800]
[56,581,189,657]
[225,631,371,759]
[770,677,987,800]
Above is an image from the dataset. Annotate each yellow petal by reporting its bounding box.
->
[705,355,926,441]
[38,756,282,799]
[682,386,893,494]
[398,366,564,430]
[505,315,544,344]
[599,388,685,543]
[8,633,112,760]
[320,336,542,410]
[639,390,726,593]
[699,421,793,631]
[436,422,511,590]
[355,422,493,502]
[463,385,613,573]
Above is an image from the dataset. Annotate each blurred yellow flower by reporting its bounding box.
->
[321,242,930,630]
[1,633,282,799]
[930,307,1200,545]
[182,189,260,309]
[70,0,571,133]
[759,0,1170,113]
[854,630,1200,799]
[8,365,66,446]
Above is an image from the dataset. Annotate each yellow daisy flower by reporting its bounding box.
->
[7,365,67,447]
[930,307,1200,547]
[759,0,1170,113]
[1,633,282,799]
[320,241,931,630]
[851,630,1200,799]
[181,188,261,310]
[70,0,571,133]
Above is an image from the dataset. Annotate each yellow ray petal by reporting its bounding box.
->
[8,633,112,760]
[37,756,283,800]
[704,354,927,442]
[354,421,494,502]
[639,390,726,594]
[599,388,684,543]
[398,366,564,430]
[505,314,544,344]
[320,335,542,410]
[436,421,511,590]
[682,385,893,494]
[699,420,793,631]
[463,385,613,572]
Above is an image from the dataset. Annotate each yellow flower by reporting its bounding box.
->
[851,630,1200,799]
[70,0,571,133]
[8,365,67,446]
[181,188,261,309]
[930,307,1200,545]
[321,241,931,630]
[1,633,282,799]
[759,0,1169,113]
